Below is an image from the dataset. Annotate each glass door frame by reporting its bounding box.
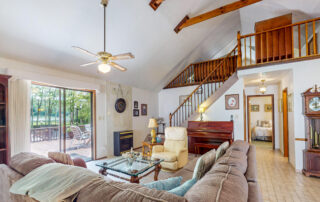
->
[31,81,96,160]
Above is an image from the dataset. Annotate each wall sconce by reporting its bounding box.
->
[199,107,205,121]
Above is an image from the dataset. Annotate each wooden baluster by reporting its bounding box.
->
[244,38,247,66]
[285,27,287,59]
[250,36,252,65]
[169,113,172,126]
[306,22,308,56]
[266,32,269,62]
[237,31,242,67]
[260,33,263,63]
[298,24,301,57]
[313,20,317,54]
[291,25,294,58]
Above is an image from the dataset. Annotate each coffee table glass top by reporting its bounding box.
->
[96,156,163,177]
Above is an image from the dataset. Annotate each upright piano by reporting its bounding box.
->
[187,121,234,154]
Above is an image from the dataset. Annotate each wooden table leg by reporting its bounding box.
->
[154,164,161,181]
[130,176,140,183]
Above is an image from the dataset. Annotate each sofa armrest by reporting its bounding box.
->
[176,148,188,168]
[152,145,164,153]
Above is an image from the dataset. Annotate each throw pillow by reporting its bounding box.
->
[215,141,230,160]
[192,149,216,180]
[9,152,55,176]
[142,176,182,191]
[168,178,197,196]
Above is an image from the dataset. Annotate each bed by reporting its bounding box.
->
[251,120,272,141]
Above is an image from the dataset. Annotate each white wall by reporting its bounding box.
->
[0,57,160,159]
[245,85,280,149]
[158,86,197,126]
[202,79,245,140]
[239,58,320,170]
[132,87,158,148]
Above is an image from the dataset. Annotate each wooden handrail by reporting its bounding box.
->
[240,17,320,39]
[170,46,238,126]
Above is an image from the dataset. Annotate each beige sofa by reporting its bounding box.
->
[0,140,262,202]
[152,127,188,170]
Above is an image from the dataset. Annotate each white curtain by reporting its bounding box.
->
[9,78,31,156]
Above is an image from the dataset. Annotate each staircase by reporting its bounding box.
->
[168,46,239,127]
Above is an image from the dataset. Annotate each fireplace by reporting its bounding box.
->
[114,130,133,156]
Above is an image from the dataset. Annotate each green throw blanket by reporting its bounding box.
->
[10,163,102,202]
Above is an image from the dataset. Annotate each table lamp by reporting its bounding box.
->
[148,118,158,143]
[199,107,205,121]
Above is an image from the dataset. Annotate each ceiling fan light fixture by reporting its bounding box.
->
[98,63,111,73]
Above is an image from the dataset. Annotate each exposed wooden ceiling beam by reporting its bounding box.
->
[149,0,164,11]
[174,0,262,33]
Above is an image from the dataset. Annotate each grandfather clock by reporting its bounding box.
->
[302,85,320,177]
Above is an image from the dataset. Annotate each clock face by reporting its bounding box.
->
[309,97,320,112]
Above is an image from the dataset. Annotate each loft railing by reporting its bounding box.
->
[237,17,320,68]
[164,55,237,89]
[169,46,238,126]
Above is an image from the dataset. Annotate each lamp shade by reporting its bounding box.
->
[148,118,158,128]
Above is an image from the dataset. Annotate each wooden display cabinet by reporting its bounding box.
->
[302,85,320,177]
[0,75,10,165]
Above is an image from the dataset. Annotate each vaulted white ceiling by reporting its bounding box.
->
[0,0,319,91]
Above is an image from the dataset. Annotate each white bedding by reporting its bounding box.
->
[252,126,272,137]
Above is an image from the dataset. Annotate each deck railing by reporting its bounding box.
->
[237,17,320,68]
[169,46,238,126]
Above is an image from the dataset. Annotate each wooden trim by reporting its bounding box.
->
[283,88,289,158]
[238,54,320,70]
[175,0,262,32]
[92,90,97,160]
[174,15,190,33]
[243,90,247,142]
[149,0,164,11]
[247,94,275,149]
[295,138,307,141]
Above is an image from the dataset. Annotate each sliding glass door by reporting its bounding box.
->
[30,84,94,161]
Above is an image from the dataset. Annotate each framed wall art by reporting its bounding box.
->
[134,101,138,109]
[141,104,148,116]
[264,104,272,112]
[133,109,139,117]
[225,94,239,110]
[251,105,260,112]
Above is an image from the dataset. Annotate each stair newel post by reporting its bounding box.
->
[237,31,242,68]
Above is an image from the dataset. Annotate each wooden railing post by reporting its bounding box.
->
[237,31,242,67]
[169,113,172,127]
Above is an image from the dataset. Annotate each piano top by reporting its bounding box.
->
[188,121,233,133]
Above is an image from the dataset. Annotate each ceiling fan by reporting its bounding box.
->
[72,0,134,73]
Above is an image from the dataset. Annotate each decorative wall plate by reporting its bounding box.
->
[115,98,126,113]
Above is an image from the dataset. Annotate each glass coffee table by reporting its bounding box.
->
[96,156,163,183]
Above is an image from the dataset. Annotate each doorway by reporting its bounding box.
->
[282,88,289,157]
[30,83,95,161]
[247,95,275,149]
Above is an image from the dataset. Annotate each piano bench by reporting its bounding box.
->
[194,143,220,155]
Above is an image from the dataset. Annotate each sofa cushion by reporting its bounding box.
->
[245,145,258,182]
[193,149,216,180]
[9,152,55,175]
[185,165,248,202]
[216,141,229,160]
[77,179,187,202]
[152,152,177,162]
[227,140,250,154]
[248,182,263,202]
[215,150,247,174]
[142,176,182,191]
[183,157,199,172]
[168,178,197,197]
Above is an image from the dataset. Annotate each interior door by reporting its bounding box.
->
[283,89,289,158]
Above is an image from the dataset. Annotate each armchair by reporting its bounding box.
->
[151,127,188,170]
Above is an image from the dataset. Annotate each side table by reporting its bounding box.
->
[142,141,164,157]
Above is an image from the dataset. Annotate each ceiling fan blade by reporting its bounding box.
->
[80,61,99,67]
[110,53,134,60]
[72,46,99,58]
[109,62,127,72]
